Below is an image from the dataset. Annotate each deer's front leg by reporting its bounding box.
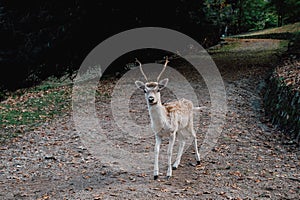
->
[166,132,176,179]
[154,134,161,180]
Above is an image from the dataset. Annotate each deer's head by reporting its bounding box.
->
[135,58,169,106]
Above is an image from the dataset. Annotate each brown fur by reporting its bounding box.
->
[164,99,193,115]
[146,82,158,88]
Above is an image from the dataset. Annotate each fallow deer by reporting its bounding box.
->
[135,57,201,180]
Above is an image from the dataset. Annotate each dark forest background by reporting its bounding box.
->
[0,0,299,94]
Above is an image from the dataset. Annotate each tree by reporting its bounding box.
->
[203,0,277,34]
[269,0,286,26]
[0,0,219,93]
[203,0,233,35]
[268,0,300,26]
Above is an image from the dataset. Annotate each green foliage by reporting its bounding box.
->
[203,0,299,35]
[203,0,231,26]
[269,0,300,26]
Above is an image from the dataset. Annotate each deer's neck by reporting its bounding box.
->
[148,103,169,133]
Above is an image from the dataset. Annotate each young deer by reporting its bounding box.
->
[135,58,201,180]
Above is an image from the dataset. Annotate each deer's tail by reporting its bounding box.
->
[193,106,207,111]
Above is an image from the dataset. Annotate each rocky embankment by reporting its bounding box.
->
[264,58,300,144]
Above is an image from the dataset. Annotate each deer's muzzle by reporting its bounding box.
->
[148,96,155,103]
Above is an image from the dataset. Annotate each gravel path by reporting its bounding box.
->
[0,39,299,200]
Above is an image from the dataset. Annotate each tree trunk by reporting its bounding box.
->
[278,14,283,27]
[237,0,243,33]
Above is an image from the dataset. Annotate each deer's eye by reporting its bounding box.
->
[143,89,147,93]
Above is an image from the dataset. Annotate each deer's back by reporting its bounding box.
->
[164,98,193,114]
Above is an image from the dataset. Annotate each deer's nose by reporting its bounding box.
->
[148,96,154,103]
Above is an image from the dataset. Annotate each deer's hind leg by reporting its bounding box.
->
[191,128,200,165]
[187,114,201,165]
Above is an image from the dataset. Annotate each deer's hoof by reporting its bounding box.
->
[197,161,201,165]
[166,176,171,180]
[172,166,177,170]
[154,175,158,180]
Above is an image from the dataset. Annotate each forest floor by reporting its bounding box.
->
[1,38,300,200]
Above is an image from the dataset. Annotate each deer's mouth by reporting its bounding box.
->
[149,101,158,105]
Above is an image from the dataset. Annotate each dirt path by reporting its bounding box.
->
[1,39,299,199]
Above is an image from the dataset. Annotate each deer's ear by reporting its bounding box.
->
[135,81,145,90]
[158,78,168,90]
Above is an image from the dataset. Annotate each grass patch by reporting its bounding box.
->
[207,38,288,81]
[231,22,300,39]
[207,39,240,53]
[279,40,290,49]
[0,77,72,142]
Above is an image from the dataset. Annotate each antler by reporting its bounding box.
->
[157,56,169,81]
[135,58,148,81]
